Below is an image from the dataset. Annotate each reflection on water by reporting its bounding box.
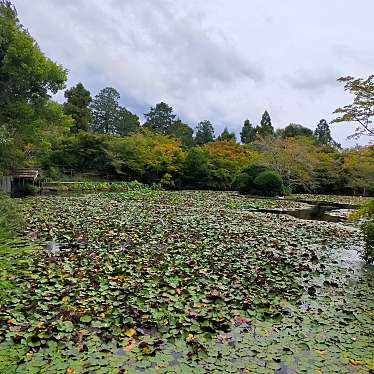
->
[255,204,347,223]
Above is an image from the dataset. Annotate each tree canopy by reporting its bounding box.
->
[195,120,215,145]
[144,102,176,134]
[217,128,236,142]
[283,123,313,138]
[240,120,257,143]
[332,75,374,139]
[0,1,372,197]
[257,110,274,137]
[63,83,92,133]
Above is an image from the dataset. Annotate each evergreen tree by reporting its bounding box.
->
[240,119,257,143]
[63,83,92,133]
[116,107,140,136]
[217,127,236,142]
[314,119,335,145]
[91,87,120,134]
[169,119,194,147]
[144,102,176,134]
[195,120,215,145]
[257,110,274,137]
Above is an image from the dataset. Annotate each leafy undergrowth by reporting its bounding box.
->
[0,191,373,373]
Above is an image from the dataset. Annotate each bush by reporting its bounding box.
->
[253,171,285,197]
[12,182,39,197]
[349,200,374,264]
[236,165,285,196]
[236,165,269,194]
[361,221,374,264]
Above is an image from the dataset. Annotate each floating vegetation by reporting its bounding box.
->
[0,191,373,373]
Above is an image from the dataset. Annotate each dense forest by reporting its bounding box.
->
[0,1,373,196]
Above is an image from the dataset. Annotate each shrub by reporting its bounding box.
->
[236,165,269,194]
[349,200,374,264]
[253,170,285,197]
[236,164,285,196]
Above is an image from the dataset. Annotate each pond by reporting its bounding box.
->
[1,191,373,373]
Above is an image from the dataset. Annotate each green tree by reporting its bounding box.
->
[181,148,210,188]
[254,136,319,192]
[169,119,194,147]
[189,140,256,190]
[194,120,215,145]
[332,75,374,139]
[236,164,284,196]
[253,170,285,197]
[283,123,313,138]
[112,128,185,184]
[240,119,257,143]
[217,127,236,142]
[116,107,140,136]
[343,145,374,195]
[314,119,337,146]
[0,1,66,120]
[63,83,92,133]
[257,110,274,137]
[0,1,67,171]
[44,132,116,175]
[144,102,176,134]
[91,87,120,134]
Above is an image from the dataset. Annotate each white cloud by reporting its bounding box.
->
[13,0,374,146]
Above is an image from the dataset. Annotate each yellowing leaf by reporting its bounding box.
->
[124,327,136,337]
[350,359,366,366]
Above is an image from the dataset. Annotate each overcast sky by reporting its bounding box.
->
[13,0,374,147]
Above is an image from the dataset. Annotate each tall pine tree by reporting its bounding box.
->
[64,83,92,133]
[143,102,176,134]
[314,119,334,145]
[90,87,120,134]
[240,119,256,143]
[257,110,274,137]
[195,120,215,145]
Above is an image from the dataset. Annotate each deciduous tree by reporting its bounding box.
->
[332,75,374,139]
[283,123,313,138]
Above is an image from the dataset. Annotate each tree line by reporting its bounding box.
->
[0,1,373,195]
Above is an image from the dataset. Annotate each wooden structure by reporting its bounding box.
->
[0,169,40,195]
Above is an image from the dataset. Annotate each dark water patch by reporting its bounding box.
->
[254,204,346,223]
[284,199,359,210]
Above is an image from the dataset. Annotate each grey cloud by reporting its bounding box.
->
[286,70,340,93]
[13,0,374,147]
